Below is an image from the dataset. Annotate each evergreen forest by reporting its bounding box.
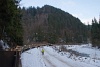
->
[0,1,100,48]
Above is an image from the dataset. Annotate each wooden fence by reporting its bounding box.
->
[0,51,21,67]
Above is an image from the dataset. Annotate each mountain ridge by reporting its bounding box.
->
[21,5,88,44]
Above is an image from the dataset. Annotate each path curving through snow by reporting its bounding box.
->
[21,46,99,67]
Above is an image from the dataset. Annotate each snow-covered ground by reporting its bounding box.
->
[21,44,100,67]
[0,40,9,50]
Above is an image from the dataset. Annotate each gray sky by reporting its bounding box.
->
[20,0,100,25]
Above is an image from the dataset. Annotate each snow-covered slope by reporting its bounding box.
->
[21,45,100,67]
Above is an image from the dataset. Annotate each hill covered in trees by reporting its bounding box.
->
[0,1,100,49]
[21,5,88,44]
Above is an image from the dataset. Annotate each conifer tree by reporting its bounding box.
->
[0,0,23,46]
[91,18,100,47]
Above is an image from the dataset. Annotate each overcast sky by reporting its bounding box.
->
[20,0,100,25]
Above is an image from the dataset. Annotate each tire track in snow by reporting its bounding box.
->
[45,50,73,67]
[43,55,56,67]
[44,48,77,67]
[39,47,56,67]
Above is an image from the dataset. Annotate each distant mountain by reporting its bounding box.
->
[21,5,88,44]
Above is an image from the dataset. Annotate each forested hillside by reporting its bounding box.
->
[21,5,88,44]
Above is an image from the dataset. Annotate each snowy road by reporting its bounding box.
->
[43,48,73,67]
[21,46,99,67]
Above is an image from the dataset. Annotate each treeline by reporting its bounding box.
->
[0,0,23,47]
[21,5,88,44]
[91,18,100,48]
[0,0,100,48]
